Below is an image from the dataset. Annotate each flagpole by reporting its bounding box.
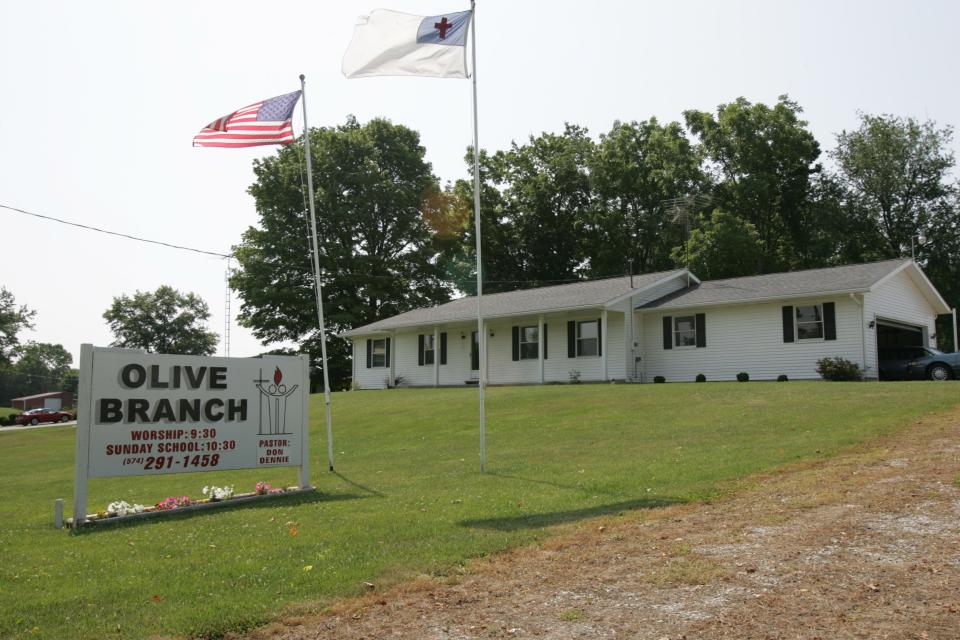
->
[299,74,335,472]
[469,0,486,473]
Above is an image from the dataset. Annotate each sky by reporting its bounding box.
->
[2,0,959,366]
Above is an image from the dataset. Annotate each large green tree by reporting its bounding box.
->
[671,210,763,280]
[831,113,956,257]
[12,342,73,397]
[230,117,453,390]
[830,113,960,348]
[684,96,821,271]
[459,125,594,291]
[103,285,218,355]
[587,118,707,276]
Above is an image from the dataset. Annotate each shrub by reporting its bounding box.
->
[816,357,863,381]
[568,370,582,384]
[653,375,666,384]
[736,372,749,382]
[695,373,707,383]
[777,374,789,382]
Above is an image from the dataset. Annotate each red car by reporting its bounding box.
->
[14,408,74,426]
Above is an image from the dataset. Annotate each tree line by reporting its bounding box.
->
[228,96,960,390]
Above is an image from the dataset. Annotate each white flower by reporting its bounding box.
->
[202,484,234,500]
[106,501,146,516]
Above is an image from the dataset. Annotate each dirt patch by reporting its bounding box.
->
[241,409,960,640]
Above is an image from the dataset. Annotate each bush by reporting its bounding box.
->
[568,370,582,384]
[777,374,789,382]
[653,375,666,384]
[736,372,749,382]
[695,373,707,383]
[816,357,863,381]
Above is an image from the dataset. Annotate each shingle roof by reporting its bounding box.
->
[343,269,686,336]
[641,259,911,310]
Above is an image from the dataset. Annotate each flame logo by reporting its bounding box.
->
[273,367,283,385]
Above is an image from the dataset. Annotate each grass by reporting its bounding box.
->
[0,407,21,419]
[0,381,957,639]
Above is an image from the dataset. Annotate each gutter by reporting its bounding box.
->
[640,288,871,313]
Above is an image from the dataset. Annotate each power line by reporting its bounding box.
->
[0,203,231,259]
[1,202,643,288]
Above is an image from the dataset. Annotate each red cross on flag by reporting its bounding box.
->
[342,9,472,79]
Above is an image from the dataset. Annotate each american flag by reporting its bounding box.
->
[193,90,301,148]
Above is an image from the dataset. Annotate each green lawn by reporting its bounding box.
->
[0,407,20,419]
[1,382,957,639]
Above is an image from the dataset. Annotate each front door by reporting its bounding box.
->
[470,330,480,377]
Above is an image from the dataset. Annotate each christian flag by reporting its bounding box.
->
[342,9,472,79]
[193,91,301,148]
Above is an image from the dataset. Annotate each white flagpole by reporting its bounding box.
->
[299,74,335,472]
[469,0,486,472]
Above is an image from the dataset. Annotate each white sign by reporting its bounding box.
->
[73,345,311,523]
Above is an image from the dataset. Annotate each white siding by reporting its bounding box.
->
[640,296,864,382]
[351,311,625,388]
[612,275,691,380]
[863,268,940,376]
[352,337,390,389]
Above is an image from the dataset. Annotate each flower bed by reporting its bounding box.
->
[74,482,312,527]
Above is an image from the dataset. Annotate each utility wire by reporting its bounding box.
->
[1,203,635,286]
[0,203,231,259]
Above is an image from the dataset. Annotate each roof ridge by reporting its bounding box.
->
[440,268,683,305]
[698,258,909,286]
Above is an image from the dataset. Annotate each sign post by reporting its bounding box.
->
[72,346,311,526]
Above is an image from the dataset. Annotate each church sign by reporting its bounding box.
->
[73,345,311,524]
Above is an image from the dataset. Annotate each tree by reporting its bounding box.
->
[671,210,763,280]
[456,125,594,292]
[0,287,35,364]
[684,96,821,271]
[230,117,453,390]
[13,342,73,397]
[831,113,956,258]
[103,285,218,355]
[451,149,524,294]
[586,118,707,276]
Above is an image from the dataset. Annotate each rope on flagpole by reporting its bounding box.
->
[470,0,486,473]
[299,74,336,474]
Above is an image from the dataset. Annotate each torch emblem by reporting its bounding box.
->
[253,366,299,435]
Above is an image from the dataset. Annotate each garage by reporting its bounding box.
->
[877,319,927,381]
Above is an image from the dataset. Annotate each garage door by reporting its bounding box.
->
[877,320,924,348]
[43,397,62,410]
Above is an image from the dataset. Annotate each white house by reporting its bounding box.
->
[344,259,956,388]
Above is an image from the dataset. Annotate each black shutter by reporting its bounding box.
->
[418,334,425,366]
[823,302,837,340]
[662,316,673,350]
[543,323,548,359]
[567,321,576,357]
[366,339,372,368]
[782,306,795,343]
[511,326,520,361]
[440,332,447,364]
[695,313,706,348]
[597,318,602,357]
[385,338,391,367]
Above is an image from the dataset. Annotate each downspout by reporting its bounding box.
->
[850,293,867,377]
[953,308,958,353]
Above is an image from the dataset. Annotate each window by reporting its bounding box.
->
[674,315,697,347]
[422,334,435,365]
[577,320,598,356]
[371,338,387,367]
[519,326,538,360]
[796,304,823,340]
